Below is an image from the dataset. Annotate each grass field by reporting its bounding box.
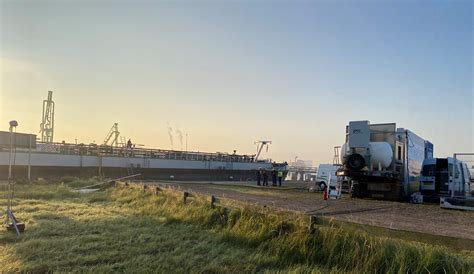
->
[1,179,473,273]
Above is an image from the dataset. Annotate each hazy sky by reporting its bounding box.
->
[1,0,472,165]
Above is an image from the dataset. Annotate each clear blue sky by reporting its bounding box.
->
[1,0,472,165]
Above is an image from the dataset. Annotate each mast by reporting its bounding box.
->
[39,91,55,143]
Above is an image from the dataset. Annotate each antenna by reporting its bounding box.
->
[254,140,272,162]
[39,91,55,143]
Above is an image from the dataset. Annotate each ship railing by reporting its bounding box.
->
[0,142,265,163]
[287,166,318,173]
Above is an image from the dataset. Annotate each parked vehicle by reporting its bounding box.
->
[421,157,472,201]
[315,164,339,191]
[338,120,434,200]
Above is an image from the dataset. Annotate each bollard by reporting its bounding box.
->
[183,192,189,204]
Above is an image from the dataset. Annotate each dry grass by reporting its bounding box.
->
[0,179,473,273]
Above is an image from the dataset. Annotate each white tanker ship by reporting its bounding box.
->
[1,92,288,181]
[0,131,287,181]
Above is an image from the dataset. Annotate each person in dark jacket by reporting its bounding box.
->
[271,170,277,186]
[263,170,269,186]
[256,170,262,186]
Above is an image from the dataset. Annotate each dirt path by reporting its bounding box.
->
[146,181,474,240]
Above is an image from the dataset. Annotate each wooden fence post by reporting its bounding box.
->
[309,216,317,234]
[211,195,216,209]
[183,192,189,204]
[155,186,162,194]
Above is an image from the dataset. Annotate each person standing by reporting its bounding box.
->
[271,170,277,186]
[263,170,269,186]
[127,139,133,157]
[256,170,262,186]
[277,170,283,187]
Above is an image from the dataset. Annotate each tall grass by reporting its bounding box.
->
[114,185,473,273]
[1,182,472,273]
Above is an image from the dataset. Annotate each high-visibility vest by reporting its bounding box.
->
[277,171,283,177]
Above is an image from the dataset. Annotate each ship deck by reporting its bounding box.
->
[1,141,263,163]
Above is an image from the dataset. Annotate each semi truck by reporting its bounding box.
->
[337,121,433,200]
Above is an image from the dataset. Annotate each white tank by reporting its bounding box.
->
[340,142,392,169]
[368,142,393,169]
[340,143,348,164]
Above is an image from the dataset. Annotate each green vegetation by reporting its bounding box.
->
[1,179,473,273]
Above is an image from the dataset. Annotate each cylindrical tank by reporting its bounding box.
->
[340,143,348,164]
[340,142,393,169]
[368,142,393,169]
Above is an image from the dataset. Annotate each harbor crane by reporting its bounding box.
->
[39,91,55,143]
[103,123,121,147]
[254,140,272,162]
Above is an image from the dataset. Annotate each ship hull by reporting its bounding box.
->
[0,165,261,181]
[0,151,285,181]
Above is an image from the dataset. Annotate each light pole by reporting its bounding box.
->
[8,120,18,180]
[7,121,18,219]
[6,120,24,235]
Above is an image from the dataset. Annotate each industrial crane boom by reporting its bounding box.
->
[254,140,272,162]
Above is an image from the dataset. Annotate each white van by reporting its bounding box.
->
[421,157,473,200]
[315,164,339,191]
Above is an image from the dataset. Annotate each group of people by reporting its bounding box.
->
[256,169,284,187]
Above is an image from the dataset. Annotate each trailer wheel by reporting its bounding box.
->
[350,181,360,198]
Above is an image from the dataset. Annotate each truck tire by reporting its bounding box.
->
[319,182,327,191]
[350,181,360,198]
[347,154,366,170]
